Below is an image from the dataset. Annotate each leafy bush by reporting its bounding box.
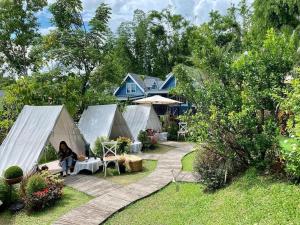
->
[0,179,18,210]
[0,179,10,209]
[38,145,58,164]
[138,130,152,150]
[92,136,109,157]
[281,76,300,137]
[167,121,179,141]
[116,137,131,154]
[25,174,47,196]
[194,144,246,191]
[4,166,23,179]
[21,172,63,211]
[173,27,295,185]
[280,140,300,181]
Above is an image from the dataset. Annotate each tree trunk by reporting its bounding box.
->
[79,67,91,115]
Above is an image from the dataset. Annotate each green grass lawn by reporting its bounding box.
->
[94,160,157,185]
[142,144,173,154]
[104,168,300,225]
[182,151,196,172]
[0,187,92,225]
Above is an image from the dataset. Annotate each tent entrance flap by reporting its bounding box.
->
[49,107,86,156]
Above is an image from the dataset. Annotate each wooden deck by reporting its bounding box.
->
[40,160,61,174]
[53,142,195,225]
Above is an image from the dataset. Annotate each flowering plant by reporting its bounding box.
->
[116,137,132,154]
[23,172,63,211]
[33,188,49,198]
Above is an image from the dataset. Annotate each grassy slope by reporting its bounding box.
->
[94,160,157,185]
[0,187,92,225]
[105,169,300,225]
[181,151,196,172]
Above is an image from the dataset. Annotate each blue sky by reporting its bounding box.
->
[38,0,253,34]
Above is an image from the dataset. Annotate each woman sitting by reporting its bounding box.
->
[58,141,77,177]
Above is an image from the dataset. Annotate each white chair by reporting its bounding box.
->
[102,141,120,177]
[177,122,188,140]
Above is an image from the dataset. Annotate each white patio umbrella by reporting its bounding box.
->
[133,95,182,105]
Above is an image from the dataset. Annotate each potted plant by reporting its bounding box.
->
[4,166,23,185]
[116,137,131,154]
[138,130,152,150]
[92,136,109,158]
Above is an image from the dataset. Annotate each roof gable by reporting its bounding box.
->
[160,73,176,90]
[114,73,146,96]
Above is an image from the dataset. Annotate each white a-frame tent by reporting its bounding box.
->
[78,104,133,148]
[0,105,86,175]
[123,105,162,141]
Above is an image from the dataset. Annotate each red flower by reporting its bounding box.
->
[33,188,49,198]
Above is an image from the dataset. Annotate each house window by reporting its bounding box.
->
[152,82,157,90]
[126,83,137,94]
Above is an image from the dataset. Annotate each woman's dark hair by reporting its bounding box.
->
[59,141,71,152]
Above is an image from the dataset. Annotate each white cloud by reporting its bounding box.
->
[39,0,253,32]
[39,26,56,35]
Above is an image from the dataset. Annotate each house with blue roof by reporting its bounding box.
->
[114,73,175,101]
[114,73,190,115]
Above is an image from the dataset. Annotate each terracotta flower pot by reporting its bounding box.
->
[5,176,23,185]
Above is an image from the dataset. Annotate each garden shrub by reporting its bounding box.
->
[138,130,152,150]
[167,121,178,141]
[0,179,18,210]
[25,174,47,196]
[194,143,246,191]
[92,136,109,157]
[38,145,58,164]
[116,137,131,154]
[22,172,63,211]
[0,179,10,209]
[4,166,23,179]
[172,27,296,188]
[280,141,300,182]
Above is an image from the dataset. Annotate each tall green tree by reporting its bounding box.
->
[174,6,297,189]
[44,0,112,111]
[115,9,191,78]
[253,0,300,37]
[0,0,46,76]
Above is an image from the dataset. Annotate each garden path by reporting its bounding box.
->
[53,142,194,225]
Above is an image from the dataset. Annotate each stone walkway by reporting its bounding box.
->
[53,142,194,225]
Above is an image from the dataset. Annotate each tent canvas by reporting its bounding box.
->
[0,105,86,175]
[123,105,162,141]
[78,104,133,148]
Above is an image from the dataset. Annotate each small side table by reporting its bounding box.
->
[158,132,168,142]
[73,158,103,174]
[130,142,142,153]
